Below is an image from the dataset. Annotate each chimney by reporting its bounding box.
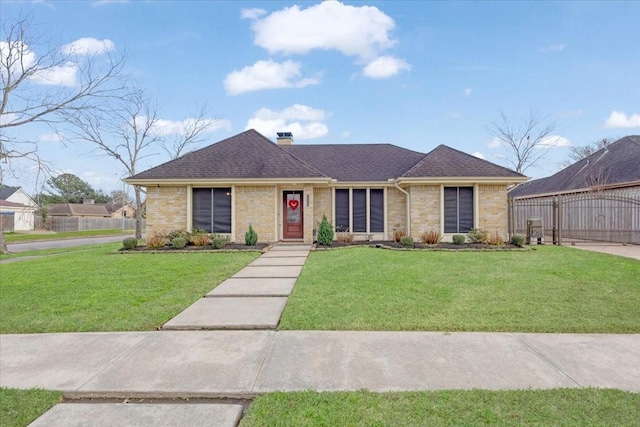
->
[276,132,293,145]
[83,198,95,204]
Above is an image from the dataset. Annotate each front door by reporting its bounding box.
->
[283,191,304,239]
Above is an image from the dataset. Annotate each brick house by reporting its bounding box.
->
[125,129,526,243]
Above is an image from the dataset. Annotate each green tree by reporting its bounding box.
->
[44,173,105,204]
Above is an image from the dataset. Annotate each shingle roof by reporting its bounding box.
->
[509,135,640,198]
[403,145,526,178]
[280,144,426,181]
[0,186,19,200]
[128,129,524,182]
[48,204,111,216]
[0,199,26,208]
[129,129,326,180]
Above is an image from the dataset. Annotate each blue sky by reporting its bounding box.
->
[2,0,639,194]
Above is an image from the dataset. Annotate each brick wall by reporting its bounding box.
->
[386,187,407,240]
[478,184,509,239]
[408,185,440,236]
[235,185,276,242]
[146,186,188,235]
[313,187,332,230]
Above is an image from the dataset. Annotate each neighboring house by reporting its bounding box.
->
[509,135,640,244]
[0,186,37,231]
[125,129,527,243]
[48,203,111,218]
[105,203,136,219]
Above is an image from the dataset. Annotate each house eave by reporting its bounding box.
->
[510,179,640,200]
[396,176,528,185]
[125,177,333,186]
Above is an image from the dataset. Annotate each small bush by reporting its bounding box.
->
[190,234,210,246]
[245,224,258,246]
[316,214,334,246]
[486,232,504,246]
[122,237,138,250]
[452,235,466,245]
[166,229,189,241]
[467,228,489,243]
[393,225,408,242]
[419,230,442,244]
[511,234,526,247]
[146,233,167,249]
[190,227,208,235]
[171,237,187,249]
[336,232,354,243]
[399,236,414,247]
[211,237,227,249]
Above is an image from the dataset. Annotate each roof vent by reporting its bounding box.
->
[276,132,293,145]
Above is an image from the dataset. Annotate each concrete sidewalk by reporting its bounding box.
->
[568,243,640,260]
[2,331,639,395]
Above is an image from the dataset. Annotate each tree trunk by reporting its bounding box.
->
[134,185,143,240]
[0,229,8,254]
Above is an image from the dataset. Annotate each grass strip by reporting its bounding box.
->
[0,388,62,427]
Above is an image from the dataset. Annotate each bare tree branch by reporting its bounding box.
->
[487,111,557,174]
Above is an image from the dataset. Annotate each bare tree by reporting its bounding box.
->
[562,138,612,167]
[159,104,216,160]
[0,15,125,253]
[487,111,557,174]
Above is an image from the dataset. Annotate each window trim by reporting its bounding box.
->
[333,187,386,234]
[441,185,476,234]
[191,186,233,235]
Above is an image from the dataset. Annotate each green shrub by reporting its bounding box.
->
[419,230,442,244]
[245,224,258,246]
[399,236,414,247]
[146,234,167,249]
[211,237,227,249]
[171,237,187,249]
[452,235,466,245]
[166,229,189,241]
[467,228,488,243]
[122,237,138,250]
[511,234,526,247]
[317,214,334,246]
[190,227,207,235]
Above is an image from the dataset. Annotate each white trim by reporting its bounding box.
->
[186,184,193,231]
[273,185,278,242]
[474,183,479,229]
[230,185,236,242]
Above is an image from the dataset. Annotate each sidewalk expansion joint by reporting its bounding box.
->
[251,331,277,392]
[510,333,584,388]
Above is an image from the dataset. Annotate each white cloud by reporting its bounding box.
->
[539,43,565,53]
[249,1,396,60]
[341,131,351,138]
[62,38,115,56]
[463,88,472,96]
[245,105,328,140]
[1,41,36,80]
[362,55,410,79]
[150,117,231,136]
[0,112,17,126]
[39,132,63,142]
[29,62,78,86]
[486,137,503,149]
[472,152,485,159]
[536,135,571,148]
[605,110,640,128]
[241,8,267,20]
[93,0,129,7]
[224,60,320,95]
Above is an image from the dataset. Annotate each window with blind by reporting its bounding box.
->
[192,188,232,233]
[334,188,385,233]
[444,186,474,233]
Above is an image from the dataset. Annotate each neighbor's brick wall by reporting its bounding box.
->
[146,186,188,235]
[408,185,440,237]
[235,185,276,242]
[386,187,407,240]
[313,188,332,229]
[478,184,509,238]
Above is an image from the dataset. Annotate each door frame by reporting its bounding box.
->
[282,190,304,240]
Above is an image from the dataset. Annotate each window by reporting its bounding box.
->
[334,188,385,233]
[192,188,232,233]
[444,187,474,233]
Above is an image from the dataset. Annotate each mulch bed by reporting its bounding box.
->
[315,240,523,250]
[119,243,270,252]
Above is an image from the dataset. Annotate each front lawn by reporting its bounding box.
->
[2,229,135,243]
[240,389,640,426]
[0,244,259,333]
[278,246,640,332]
[0,388,61,427]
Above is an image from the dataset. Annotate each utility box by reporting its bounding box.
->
[526,218,543,244]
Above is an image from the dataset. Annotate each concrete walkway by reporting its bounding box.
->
[162,244,311,330]
[568,243,640,260]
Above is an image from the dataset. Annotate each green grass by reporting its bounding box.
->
[0,244,259,333]
[279,246,640,332]
[0,388,61,427]
[2,229,134,243]
[240,389,640,426]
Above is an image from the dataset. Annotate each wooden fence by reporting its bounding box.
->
[35,217,144,232]
[509,192,640,245]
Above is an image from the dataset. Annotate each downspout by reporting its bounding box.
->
[394,181,411,236]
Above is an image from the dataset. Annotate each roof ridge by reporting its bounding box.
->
[271,143,330,178]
